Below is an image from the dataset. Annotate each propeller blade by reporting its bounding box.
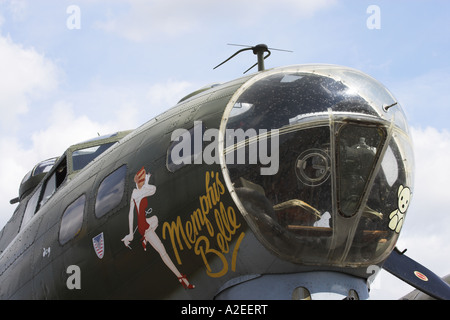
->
[383,247,450,300]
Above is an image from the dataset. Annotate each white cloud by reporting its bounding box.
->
[0,33,60,131]
[372,126,450,299]
[146,79,194,109]
[65,78,197,130]
[0,78,196,228]
[407,127,450,234]
[0,30,62,227]
[386,72,450,293]
[261,0,337,15]
[0,101,111,228]
[5,0,28,21]
[30,101,115,157]
[392,69,450,129]
[387,72,450,290]
[360,125,450,299]
[96,0,337,42]
[399,127,450,276]
[369,269,415,300]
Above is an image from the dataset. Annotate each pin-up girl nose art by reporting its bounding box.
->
[122,167,195,290]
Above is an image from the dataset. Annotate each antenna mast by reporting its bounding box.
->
[252,44,270,72]
[214,43,292,74]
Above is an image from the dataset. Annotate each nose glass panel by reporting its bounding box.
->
[336,124,386,217]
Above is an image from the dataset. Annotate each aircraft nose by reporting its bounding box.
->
[219,65,414,268]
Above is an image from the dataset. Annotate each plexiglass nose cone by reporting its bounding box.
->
[219,65,414,267]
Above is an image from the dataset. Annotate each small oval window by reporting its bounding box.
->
[59,195,85,245]
[95,165,127,218]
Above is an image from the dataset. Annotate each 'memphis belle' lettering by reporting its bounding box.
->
[162,171,245,278]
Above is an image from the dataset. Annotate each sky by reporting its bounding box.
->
[0,0,449,300]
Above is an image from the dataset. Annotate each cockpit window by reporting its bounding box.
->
[20,157,57,185]
[17,157,58,203]
[72,142,115,172]
[33,157,57,176]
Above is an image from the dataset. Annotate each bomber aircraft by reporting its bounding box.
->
[1,44,449,300]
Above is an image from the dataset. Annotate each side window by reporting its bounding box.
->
[40,172,56,208]
[167,122,204,172]
[20,185,42,231]
[59,195,85,245]
[95,165,127,218]
[55,158,67,188]
[38,157,67,210]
